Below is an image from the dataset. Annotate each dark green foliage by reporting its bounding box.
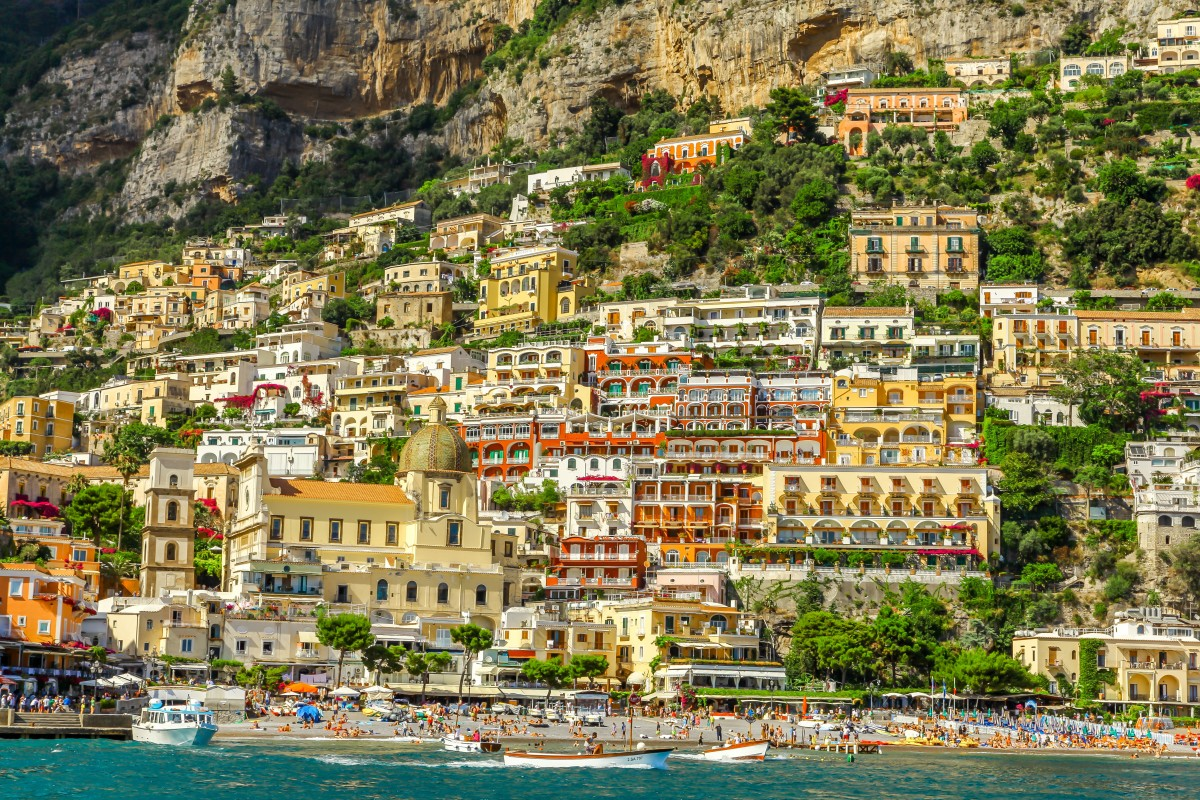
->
[1062,200,1195,284]
[985,226,1047,283]
[1059,21,1092,56]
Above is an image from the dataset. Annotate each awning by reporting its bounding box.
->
[298,631,320,644]
[626,672,646,686]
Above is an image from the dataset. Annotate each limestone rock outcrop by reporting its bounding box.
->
[0,0,1188,218]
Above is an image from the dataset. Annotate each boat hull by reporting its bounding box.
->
[699,740,770,762]
[442,736,483,753]
[131,724,218,746]
[504,748,673,769]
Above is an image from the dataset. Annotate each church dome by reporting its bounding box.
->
[396,396,472,473]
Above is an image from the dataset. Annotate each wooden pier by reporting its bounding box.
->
[0,709,132,741]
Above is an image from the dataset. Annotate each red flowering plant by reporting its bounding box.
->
[1187,174,1200,191]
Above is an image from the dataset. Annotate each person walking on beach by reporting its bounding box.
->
[716,723,723,743]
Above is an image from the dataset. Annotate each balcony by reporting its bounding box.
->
[559,552,641,564]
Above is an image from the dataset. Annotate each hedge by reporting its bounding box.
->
[982,420,1130,476]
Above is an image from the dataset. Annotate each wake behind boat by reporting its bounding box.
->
[131,699,218,746]
[503,744,673,769]
[698,739,770,762]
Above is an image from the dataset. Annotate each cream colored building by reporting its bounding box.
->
[1060,55,1132,89]
[944,56,1011,87]
[763,463,999,561]
[1013,608,1200,706]
[226,398,519,640]
[990,308,1200,387]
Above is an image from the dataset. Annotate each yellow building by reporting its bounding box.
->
[280,270,346,305]
[849,205,982,291]
[474,246,595,339]
[1013,608,1200,706]
[227,397,518,635]
[0,396,74,456]
[570,597,769,690]
[828,369,979,466]
[481,607,620,686]
[763,463,1000,562]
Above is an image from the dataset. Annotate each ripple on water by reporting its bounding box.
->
[5,740,1200,800]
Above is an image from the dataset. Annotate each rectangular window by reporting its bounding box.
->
[386,523,398,546]
[448,522,461,546]
[38,620,51,635]
[329,520,342,543]
[300,518,313,541]
[866,236,883,253]
[262,641,273,656]
[358,521,370,544]
[947,257,964,272]
[907,257,923,272]
[181,639,193,654]
[867,256,883,272]
[504,541,514,557]
[440,487,451,509]
[7,578,22,597]
[270,516,283,540]
[947,236,963,252]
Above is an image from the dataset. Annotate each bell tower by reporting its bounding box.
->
[139,448,197,598]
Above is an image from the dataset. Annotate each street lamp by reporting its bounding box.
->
[88,660,102,699]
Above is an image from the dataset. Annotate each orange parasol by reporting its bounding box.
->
[286,681,319,694]
[802,696,808,717]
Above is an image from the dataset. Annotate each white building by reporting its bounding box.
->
[526,163,630,195]
[197,428,328,476]
[1060,55,1131,89]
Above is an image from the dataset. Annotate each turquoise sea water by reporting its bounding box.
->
[3,739,1200,800]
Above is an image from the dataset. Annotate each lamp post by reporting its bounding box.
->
[88,660,101,699]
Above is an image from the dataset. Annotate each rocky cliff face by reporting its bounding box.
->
[0,0,1190,217]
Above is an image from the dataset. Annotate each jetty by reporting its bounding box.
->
[0,709,132,741]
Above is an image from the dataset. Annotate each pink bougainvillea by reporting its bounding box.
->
[1187,174,1200,191]
[196,497,220,515]
[823,88,849,107]
[1100,117,1114,126]
[90,307,113,322]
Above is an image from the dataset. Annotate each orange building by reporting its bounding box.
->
[0,565,89,693]
[837,88,968,156]
[7,513,100,602]
[550,535,647,592]
[640,118,753,188]
[583,336,707,416]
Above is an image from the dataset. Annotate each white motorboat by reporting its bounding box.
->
[503,745,674,769]
[442,734,502,754]
[132,699,218,746]
[698,739,771,762]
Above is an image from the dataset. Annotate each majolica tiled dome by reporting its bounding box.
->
[397,397,472,473]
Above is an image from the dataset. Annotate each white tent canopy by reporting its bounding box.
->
[328,686,361,697]
[360,685,391,695]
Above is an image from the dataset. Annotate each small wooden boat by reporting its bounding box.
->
[503,745,674,769]
[699,739,770,762]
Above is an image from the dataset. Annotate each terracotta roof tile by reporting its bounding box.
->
[269,478,414,504]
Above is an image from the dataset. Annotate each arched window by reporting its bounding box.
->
[1184,516,1196,528]
[560,298,570,315]
[437,583,449,603]
[169,475,179,488]
[1159,515,1173,526]
[476,584,488,605]
[165,542,178,562]
[1110,63,1125,76]
[166,501,179,522]
[650,161,662,177]
[709,614,727,632]
[406,581,418,602]
[1086,62,1104,75]
[376,579,389,601]
[567,458,577,469]
[612,458,622,470]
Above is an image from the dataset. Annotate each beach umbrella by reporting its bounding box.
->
[296,704,322,723]
[801,697,807,717]
[278,691,301,697]
[286,681,319,694]
[329,686,361,697]
[360,685,390,696]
